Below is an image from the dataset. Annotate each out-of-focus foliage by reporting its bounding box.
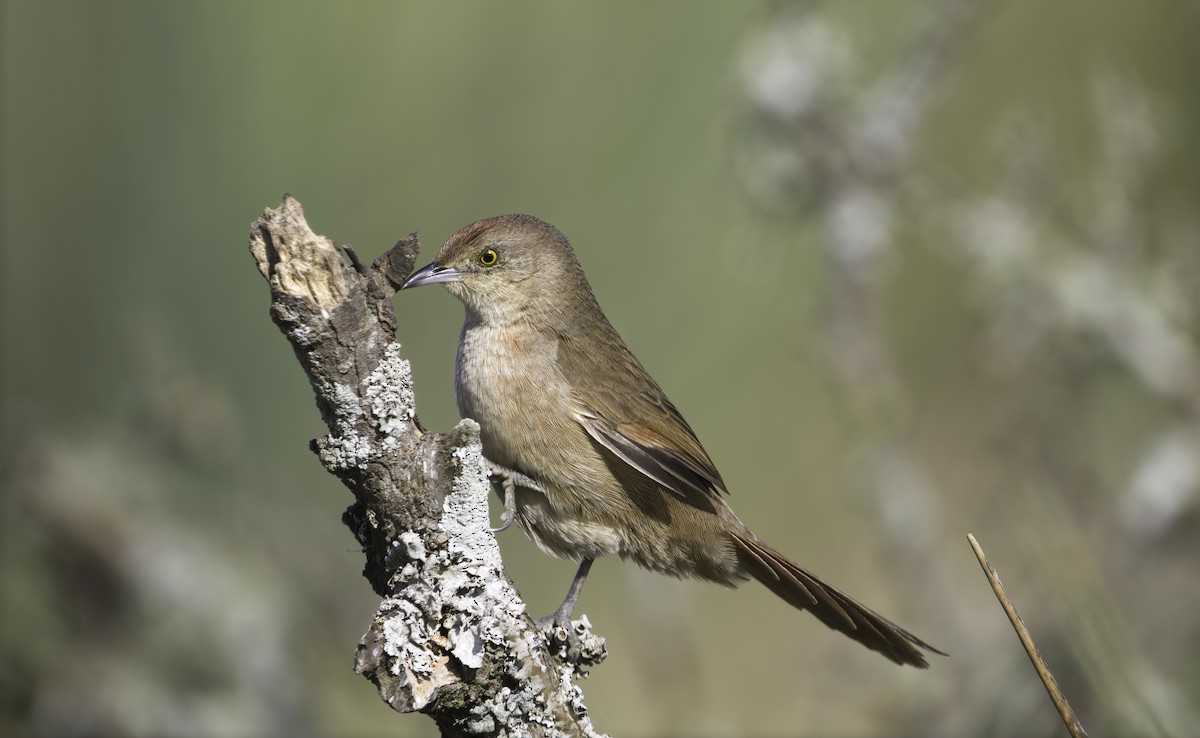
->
[735,1,1200,736]
[2,2,1197,736]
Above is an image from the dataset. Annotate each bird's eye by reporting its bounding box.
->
[479,248,499,266]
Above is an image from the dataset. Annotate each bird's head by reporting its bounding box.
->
[400,214,587,324]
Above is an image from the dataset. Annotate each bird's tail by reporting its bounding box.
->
[731,531,945,668]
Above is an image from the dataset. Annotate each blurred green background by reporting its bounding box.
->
[4,1,1199,736]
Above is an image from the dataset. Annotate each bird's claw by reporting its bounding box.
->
[536,610,606,672]
[488,505,516,533]
[537,612,583,663]
[485,460,540,533]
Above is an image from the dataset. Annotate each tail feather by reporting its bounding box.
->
[732,532,945,668]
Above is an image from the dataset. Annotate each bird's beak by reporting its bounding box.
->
[400,261,464,290]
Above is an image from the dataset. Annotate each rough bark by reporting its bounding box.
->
[248,196,606,738]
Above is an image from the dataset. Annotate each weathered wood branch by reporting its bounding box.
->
[248,196,606,738]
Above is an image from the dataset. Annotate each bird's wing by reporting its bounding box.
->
[557,326,728,503]
[575,406,728,502]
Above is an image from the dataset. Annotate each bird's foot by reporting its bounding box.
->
[536,611,607,672]
[485,460,541,533]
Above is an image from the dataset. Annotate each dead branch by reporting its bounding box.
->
[968,533,1087,738]
[248,196,606,738]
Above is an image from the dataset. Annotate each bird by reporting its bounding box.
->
[400,214,943,667]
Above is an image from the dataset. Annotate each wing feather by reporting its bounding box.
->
[575,410,727,502]
[556,317,728,506]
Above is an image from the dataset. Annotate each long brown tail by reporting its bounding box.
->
[732,531,945,668]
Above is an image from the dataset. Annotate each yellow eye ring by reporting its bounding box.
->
[479,248,499,266]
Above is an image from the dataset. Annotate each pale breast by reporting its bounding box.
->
[455,319,640,560]
[455,320,592,480]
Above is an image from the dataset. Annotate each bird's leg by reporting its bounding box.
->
[537,558,595,663]
[539,557,594,627]
[484,459,542,533]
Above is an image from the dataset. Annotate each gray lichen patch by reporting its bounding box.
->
[316,429,373,471]
[288,324,318,347]
[372,595,456,710]
[313,380,373,470]
[441,420,506,572]
[329,382,365,422]
[364,343,416,448]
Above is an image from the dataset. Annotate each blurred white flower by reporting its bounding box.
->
[740,15,852,122]
[1122,428,1200,538]
[827,186,891,269]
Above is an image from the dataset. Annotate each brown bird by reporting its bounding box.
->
[401,214,943,667]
